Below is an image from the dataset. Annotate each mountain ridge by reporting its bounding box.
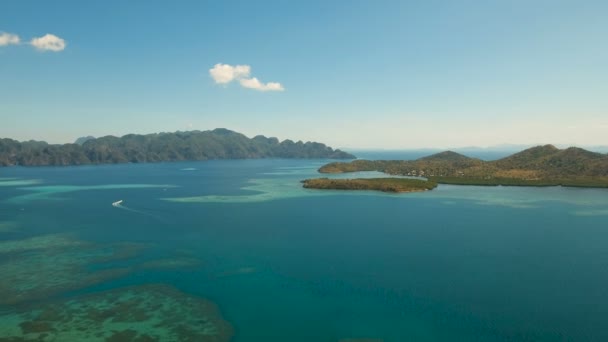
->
[0,129,355,167]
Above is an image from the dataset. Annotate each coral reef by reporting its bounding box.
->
[91,242,152,263]
[0,284,233,341]
[6,183,174,204]
[0,234,88,254]
[0,178,42,187]
[0,221,19,233]
[0,226,226,341]
[0,234,149,305]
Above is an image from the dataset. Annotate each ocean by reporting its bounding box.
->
[1,157,607,341]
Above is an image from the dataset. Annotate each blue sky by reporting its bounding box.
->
[1,0,607,148]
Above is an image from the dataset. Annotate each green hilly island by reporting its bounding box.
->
[315,145,608,189]
[0,128,354,166]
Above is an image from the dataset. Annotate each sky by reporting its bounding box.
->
[1,0,607,149]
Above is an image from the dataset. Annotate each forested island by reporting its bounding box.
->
[302,177,437,193]
[317,145,608,188]
[0,128,355,166]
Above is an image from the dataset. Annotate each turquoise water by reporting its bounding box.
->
[1,159,608,341]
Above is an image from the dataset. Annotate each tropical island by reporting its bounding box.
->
[0,128,355,167]
[314,145,608,189]
[302,177,437,193]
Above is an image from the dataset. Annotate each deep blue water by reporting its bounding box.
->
[1,159,608,341]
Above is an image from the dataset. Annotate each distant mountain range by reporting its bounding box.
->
[346,144,608,156]
[319,145,608,188]
[0,128,355,167]
[74,136,95,145]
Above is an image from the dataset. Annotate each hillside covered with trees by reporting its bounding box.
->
[319,145,608,188]
[0,129,355,166]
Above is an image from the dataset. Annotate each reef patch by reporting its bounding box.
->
[0,234,150,306]
[0,221,19,233]
[0,284,233,341]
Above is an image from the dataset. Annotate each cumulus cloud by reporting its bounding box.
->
[30,34,66,52]
[0,32,20,46]
[209,63,284,92]
[209,63,251,84]
[239,77,285,92]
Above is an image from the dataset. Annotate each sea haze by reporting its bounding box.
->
[1,159,608,341]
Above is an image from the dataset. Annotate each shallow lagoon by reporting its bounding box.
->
[1,159,608,341]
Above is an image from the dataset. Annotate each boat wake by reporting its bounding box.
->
[111,200,161,220]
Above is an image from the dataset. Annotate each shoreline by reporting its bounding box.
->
[301,177,437,193]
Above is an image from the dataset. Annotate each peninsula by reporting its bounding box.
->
[316,145,608,189]
[302,177,437,193]
[0,128,355,167]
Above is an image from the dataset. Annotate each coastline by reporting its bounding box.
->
[301,177,437,193]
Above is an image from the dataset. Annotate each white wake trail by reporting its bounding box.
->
[111,200,161,220]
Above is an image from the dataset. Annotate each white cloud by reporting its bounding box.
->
[209,63,251,84]
[30,34,66,52]
[239,77,285,92]
[209,63,284,92]
[0,32,20,46]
